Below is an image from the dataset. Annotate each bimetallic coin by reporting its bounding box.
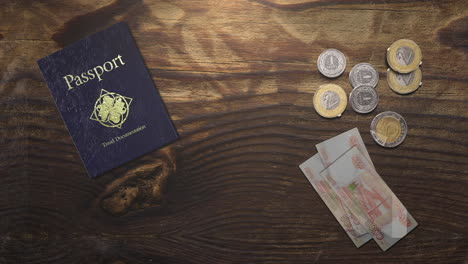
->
[370,111,407,148]
[317,49,346,78]
[349,85,379,114]
[387,39,422,73]
[313,84,347,118]
[387,67,422,94]
[349,63,379,88]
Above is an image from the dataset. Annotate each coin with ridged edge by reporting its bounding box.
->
[387,67,422,94]
[349,85,379,114]
[317,49,346,78]
[313,84,347,118]
[387,39,422,73]
[349,63,379,88]
[370,111,407,148]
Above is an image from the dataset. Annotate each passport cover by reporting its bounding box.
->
[37,22,178,178]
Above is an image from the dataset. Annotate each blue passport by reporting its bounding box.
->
[37,22,178,178]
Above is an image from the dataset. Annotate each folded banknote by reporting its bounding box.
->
[320,146,418,251]
[299,154,372,248]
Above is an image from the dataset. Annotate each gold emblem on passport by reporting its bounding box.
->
[90,89,132,128]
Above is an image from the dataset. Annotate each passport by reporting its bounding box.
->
[37,22,178,178]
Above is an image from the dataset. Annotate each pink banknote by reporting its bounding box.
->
[320,146,418,251]
[299,154,372,248]
[316,127,373,167]
[315,128,373,240]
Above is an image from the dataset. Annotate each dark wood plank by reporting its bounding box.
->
[0,0,467,263]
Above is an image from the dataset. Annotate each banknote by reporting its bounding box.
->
[320,146,418,251]
[299,154,372,248]
[316,127,373,167]
[315,127,372,240]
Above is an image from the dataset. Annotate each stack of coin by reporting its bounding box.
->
[313,43,415,148]
[386,39,422,94]
[348,63,380,114]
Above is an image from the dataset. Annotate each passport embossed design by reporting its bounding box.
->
[37,22,178,178]
[90,89,133,128]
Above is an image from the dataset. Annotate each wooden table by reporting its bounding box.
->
[1,0,467,263]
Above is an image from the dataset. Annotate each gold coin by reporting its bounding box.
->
[313,84,347,118]
[370,111,407,148]
[376,116,401,143]
[387,67,422,94]
[387,39,422,73]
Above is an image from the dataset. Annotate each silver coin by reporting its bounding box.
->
[317,49,346,78]
[370,111,407,148]
[349,85,379,114]
[349,63,379,88]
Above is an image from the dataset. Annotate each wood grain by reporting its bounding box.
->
[1,0,468,263]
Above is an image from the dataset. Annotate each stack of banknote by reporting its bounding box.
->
[299,128,417,251]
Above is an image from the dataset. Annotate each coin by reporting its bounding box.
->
[387,39,422,73]
[349,85,379,114]
[317,49,346,78]
[349,63,379,88]
[313,84,347,118]
[387,67,422,94]
[370,111,407,148]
